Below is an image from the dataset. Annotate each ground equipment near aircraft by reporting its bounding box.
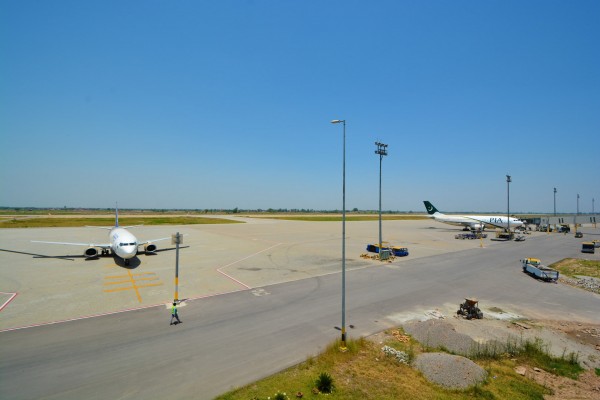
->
[457,298,483,320]
[494,231,513,241]
[455,232,487,240]
[521,258,559,282]
[366,242,409,257]
[581,242,595,254]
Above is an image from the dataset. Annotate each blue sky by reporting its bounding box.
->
[1,1,598,213]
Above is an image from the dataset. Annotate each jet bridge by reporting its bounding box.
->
[538,215,598,232]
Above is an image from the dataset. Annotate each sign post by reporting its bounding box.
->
[171,232,183,302]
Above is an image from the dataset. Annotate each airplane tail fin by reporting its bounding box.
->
[423,201,441,215]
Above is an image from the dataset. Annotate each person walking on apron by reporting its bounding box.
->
[170,302,182,325]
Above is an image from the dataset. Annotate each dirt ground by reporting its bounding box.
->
[522,367,600,400]
[447,315,600,398]
[381,308,600,399]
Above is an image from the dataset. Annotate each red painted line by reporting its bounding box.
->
[216,243,282,289]
[0,292,18,312]
[0,287,249,333]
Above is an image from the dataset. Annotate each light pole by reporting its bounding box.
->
[375,141,388,258]
[506,175,511,233]
[553,188,557,216]
[577,193,580,215]
[331,119,347,350]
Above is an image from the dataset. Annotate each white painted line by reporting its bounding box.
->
[0,291,18,312]
[216,243,282,289]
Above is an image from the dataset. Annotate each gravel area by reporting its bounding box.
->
[414,352,487,389]
[403,319,476,356]
[561,276,600,294]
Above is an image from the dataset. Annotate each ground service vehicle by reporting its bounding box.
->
[581,242,595,254]
[521,258,559,282]
[457,298,483,319]
[366,243,409,257]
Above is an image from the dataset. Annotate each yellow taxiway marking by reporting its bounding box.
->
[103,270,163,303]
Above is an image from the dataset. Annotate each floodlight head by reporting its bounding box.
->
[506,175,511,182]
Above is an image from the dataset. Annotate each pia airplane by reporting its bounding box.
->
[32,207,170,265]
[423,201,524,231]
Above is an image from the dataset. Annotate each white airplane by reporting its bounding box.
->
[32,207,170,265]
[423,201,524,231]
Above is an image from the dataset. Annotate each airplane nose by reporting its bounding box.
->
[124,245,137,258]
[117,244,137,259]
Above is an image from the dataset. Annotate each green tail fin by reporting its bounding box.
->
[423,201,439,215]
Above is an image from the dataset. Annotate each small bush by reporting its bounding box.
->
[273,392,288,400]
[315,372,334,393]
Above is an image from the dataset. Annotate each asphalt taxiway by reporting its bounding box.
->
[0,219,599,399]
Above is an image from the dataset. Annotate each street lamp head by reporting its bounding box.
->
[331,119,344,124]
[506,175,511,183]
[375,141,388,156]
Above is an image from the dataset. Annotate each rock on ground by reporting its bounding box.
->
[403,319,476,355]
[414,352,487,389]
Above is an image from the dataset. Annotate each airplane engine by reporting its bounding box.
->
[84,247,99,257]
[470,224,483,231]
[144,243,157,252]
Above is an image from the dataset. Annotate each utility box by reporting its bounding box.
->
[379,249,391,260]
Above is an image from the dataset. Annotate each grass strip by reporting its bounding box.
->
[0,217,242,228]
[247,215,429,222]
[550,258,600,279]
[216,330,554,400]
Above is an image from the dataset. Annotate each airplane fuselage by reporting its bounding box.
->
[423,201,524,231]
[431,213,523,230]
[110,227,139,260]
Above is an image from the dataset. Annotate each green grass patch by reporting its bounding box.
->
[550,258,600,279]
[0,216,242,228]
[248,215,429,222]
[215,332,551,400]
[470,336,583,380]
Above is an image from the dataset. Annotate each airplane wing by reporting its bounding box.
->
[31,241,111,249]
[137,237,172,246]
[463,217,504,230]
